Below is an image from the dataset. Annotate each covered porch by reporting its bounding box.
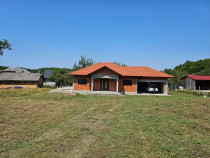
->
[91,75,119,92]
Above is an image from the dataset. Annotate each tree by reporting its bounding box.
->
[113,62,126,66]
[169,70,184,86]
[0,39,12,56]
[73,55,94,70]
[163,68,185,85]
[49,68,73,87]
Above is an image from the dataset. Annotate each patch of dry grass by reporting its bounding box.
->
[0,89,209,157]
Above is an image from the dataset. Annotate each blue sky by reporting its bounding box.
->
[0,0,209,70]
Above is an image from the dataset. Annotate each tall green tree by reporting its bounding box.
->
[0,39,12,56]
[49,68,72,86]
[73,55,94,70]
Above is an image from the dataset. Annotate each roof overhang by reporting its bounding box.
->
[68,62,174,78]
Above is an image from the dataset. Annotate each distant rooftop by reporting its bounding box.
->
[44,70,53,79]
[0,67,42,81]
[3,67,30,73]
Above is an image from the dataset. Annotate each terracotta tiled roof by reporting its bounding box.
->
[186,75,210,80]
[69,62,173,78]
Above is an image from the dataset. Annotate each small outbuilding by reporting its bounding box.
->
[43,70,56,86]
[0,67,44,88]
[182,75,210,90]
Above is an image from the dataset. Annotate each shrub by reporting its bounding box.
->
[176,90,210,97]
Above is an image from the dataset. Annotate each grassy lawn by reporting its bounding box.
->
[0,89,210,158]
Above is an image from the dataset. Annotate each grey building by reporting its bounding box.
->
[44,70,56,86]
[0,67,44,88]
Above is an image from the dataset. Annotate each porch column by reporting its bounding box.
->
[72,76,74,92]
[135,78,138,93]
[166,79,168,95]
[91,77,94,91]
[116,78,119,92]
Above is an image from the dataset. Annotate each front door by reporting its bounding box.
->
[101,79,109,91]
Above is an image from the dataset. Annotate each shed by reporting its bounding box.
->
[182,75,210,90]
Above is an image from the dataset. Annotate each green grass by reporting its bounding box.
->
[0,89,209,158]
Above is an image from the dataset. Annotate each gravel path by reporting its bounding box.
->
[49,87,73,93]
[49,87,123,96]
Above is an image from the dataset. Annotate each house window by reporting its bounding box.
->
[24,81,28,83]
[123,80,132,85]
[17,81,20,84]
[32,81,35,83]
[78,79,87,85]
[6,82,10,85]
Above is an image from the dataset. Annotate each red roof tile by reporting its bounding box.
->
[187,75,210,80]
[69,62,173,78]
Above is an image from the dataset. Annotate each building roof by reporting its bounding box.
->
[3,67,30,73]
[0,67,43,81]
[69,62,173,78]
[185,75,210,80]
[44,70,53,79]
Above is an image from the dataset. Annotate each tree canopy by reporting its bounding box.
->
[49,68,73,87]
[73,55,94,70]
[0,39,12,56]
[47,55,95,86]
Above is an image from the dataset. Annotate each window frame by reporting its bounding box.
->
[78,79,87,85]
[123,80,132,86]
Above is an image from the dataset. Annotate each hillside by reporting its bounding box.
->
[163,58,210,85]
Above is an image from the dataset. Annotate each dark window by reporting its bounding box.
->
[6,82,10,85]
[17,81,20,84]
[24,81,28,83]
[32,81,35,83]
[78,79,87,84]
[123,80,132,85]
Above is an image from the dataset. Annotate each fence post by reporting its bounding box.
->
[199,86,200,95]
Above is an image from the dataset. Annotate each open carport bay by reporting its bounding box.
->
[137,82,164,94]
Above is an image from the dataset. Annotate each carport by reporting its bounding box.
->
[137,80,166,94]
[196,80,210,90]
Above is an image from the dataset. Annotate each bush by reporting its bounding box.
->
[176,90,210,96]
